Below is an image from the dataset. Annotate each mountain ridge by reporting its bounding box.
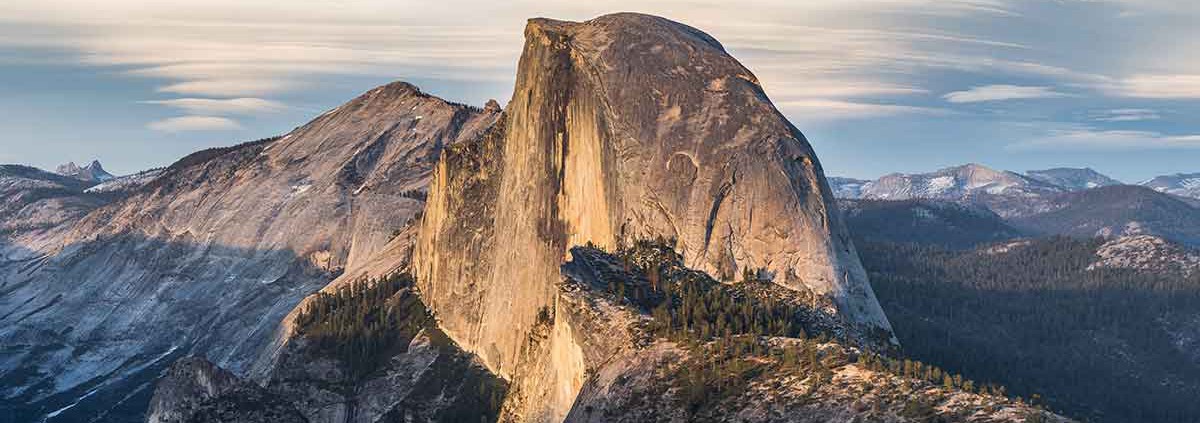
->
[1025,167,1121,191]
[832,163,1200,202]
[0,80,499,423]
[1141,172,1200,200]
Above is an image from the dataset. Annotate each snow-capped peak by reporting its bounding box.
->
[1138,172,1200,200]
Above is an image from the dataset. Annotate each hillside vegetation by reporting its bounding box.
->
[861,237,1200,423]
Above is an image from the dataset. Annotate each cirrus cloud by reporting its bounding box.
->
[1090,108,1161,122]
[1105,74,1200,99]
[141,97,286,115]
[1011,127,1200,151]
[147,116,243,132]
[943,85,1069,103]
[156,79,295,97]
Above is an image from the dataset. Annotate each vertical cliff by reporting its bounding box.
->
[414,12,893,421]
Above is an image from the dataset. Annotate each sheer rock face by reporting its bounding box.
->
[414,12,892,421]
[0,82,498,422]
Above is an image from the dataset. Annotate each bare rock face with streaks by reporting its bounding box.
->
[414,12,892,422]
[0,82,498,422]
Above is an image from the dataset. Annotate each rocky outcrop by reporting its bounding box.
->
[147,357,307,423]
[553,244,1068,423]
[414,13,891,419]
[1088,235,1200,275]
[0,82,498,423]
[145,357,245,423]
[147,279,506,423]
[56,160,114,183]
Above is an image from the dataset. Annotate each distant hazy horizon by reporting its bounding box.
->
[3,1,1199,181]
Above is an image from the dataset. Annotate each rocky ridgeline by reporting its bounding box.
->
[0,82,497,422]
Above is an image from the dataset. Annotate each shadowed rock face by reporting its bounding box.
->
[0,82,498,423]
[414,12,892,422]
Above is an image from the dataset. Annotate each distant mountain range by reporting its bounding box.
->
[832,163,1200,248]
[831,163,1064,217]
[838,168,1200,422]
[1140,173,1200,200]
[1025,167,1121,191]
[832,163,1199,201]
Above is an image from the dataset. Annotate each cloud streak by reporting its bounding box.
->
[142,98,286,115]
[147,116,243,132]
[1090,108,1161,122]
[1,0,1199,167]
[1012,128,1200,151]
[1105,74,1200,99]
[943,85,1069,103]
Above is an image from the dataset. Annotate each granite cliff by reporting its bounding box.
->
[412,12,892,422]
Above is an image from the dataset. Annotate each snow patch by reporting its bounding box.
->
[985,182,1015,195]
[926,176,956,195]
[84,169,164,193]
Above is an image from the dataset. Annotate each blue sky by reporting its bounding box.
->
[1,0,1198,182]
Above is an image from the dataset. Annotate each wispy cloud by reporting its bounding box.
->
[147,116,243,132]
[142,98,286,115]
[0,1,1034,112]
[1090,108,1161,122]
[943,85,1069,103]
[1104,74,1200,99]
[156,79,296,97]
[2,0,1199,162]
[1011,127,1200,151]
